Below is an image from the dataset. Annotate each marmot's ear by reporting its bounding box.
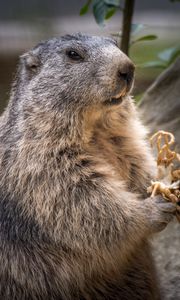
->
[20,51,40,72]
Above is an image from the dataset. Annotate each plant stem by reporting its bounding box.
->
[120,0,135,55]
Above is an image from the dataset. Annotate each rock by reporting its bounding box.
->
[139,57,180,150]
[151,221,180,300]
[138,58,180,300]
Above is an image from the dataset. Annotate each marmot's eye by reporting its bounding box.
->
[66,50,82,61]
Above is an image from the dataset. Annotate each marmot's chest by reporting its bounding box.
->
[89,134,142,192]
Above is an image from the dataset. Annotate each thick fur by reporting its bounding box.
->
[0,34,173,299]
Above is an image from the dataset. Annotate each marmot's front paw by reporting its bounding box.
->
[144,196,176,233]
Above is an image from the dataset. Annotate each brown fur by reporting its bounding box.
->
[0,34,175,299]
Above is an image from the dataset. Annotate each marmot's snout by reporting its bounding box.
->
[115,60,135,94]
[117,62,134,87]
[104,56,135,106]
[92,39,135,106]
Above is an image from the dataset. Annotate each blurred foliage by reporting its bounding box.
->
[112,23,158,46]
[80,0,121,24]
[131,34,157,45]
[140,45,180,69]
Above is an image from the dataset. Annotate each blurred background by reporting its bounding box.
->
[0,0,180,112]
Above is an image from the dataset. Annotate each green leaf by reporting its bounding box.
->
[132,34,157,44]
[80,0,92,15]
[105,6,117,19]
[168,46,180,65]
[158,46,180,64]
[93,0,107,24]
[138,61,167,69]
[131,24,144,35]
[83,0,121,25]
[104,0,121,7]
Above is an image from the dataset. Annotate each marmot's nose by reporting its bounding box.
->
[117,62,135,84]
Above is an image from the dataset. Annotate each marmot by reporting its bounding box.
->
[0,33,176,300]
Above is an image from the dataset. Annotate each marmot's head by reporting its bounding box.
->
[9,34,135,143]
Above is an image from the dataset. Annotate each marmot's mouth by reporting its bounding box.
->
[104,97,123,106]
[104,87,127,106]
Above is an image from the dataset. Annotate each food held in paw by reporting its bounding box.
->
[148,130,180,221]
